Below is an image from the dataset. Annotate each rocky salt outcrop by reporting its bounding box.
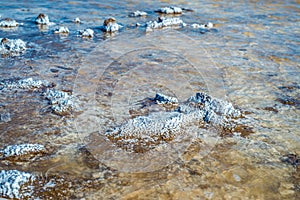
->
[54,27,69,34]
[100,17,122,33]
[35,13,54,25]
[106,92,241,152]
[146,17,186,32]
[0,170,35,199]
[0,144,46,161]
[0,38,26,55]
[156,6,183,14]
[79,28,94,38]
[129,10,147,17]
[0,18,19,27]
[44,89,74,116]
[0,78,51,90]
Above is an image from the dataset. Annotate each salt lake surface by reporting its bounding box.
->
[0,0,299,199]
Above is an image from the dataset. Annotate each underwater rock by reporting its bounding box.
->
[35,13,54,25]
[146,17,186,32]
[0,144,46,160]
[0,18,19,27]
[0,38,26,55]
[0,78,51,90]
[191,22,213,29]
[73,17,80,23]
[79,28,94,38]
[129,10,147,17]
[107,93,240,152]
[156,7,183,14]
[0,112,11,123]
[44,89,74,116]
[0,170,35,199]
[101,17,122,32]
[54,26,69,34]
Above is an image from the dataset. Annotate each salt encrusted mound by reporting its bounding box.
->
[79,28,94,37]
[0,78,50,90]
[0,170,35,199]
[129,10,147,17]
[0,144,46,160]
[156,6,183,14]
[155,93,178,105]
[146,17,186,32]
[101,17,122,33]
[0,38,26,55]
[35,13,54,25]
[44,89,74,116]
[54,27,69,34]
[106,93,241,152]
[0,18,19,27]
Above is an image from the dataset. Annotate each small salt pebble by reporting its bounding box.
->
[54,27,69,34]
[79,28,94,38]
[156,6,183,14]
[0,18,19,27]
[101,17,122,32]
[192,22,214,29]
[35,13,53,25]
[74,17,80,23]
[0,38,26,55]
[129,10,147,17]
[146,17,185,32]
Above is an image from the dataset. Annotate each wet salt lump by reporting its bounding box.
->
[0,144,46,159]
[44,89,74,116]
[155,93,178,105]
[35,13,53,25]
[0,38,26,55]
[191,22,213,29]
[156,6,183,14]
[74,17,80,23]
[129,10,147,17]
[0,18,19,27]
[101,17,122,32]
[0,77,50,90]
[146,17,185,31]
[54,27,69,34]
[0,170,35,199]
[79,28,94,37]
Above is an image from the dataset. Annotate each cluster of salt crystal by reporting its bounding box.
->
[79,28,94,37]
[35,13,54,25]
[0,170,35,199]
[44,89,74,116]
[156,6,183,14]
[191,22,213,29]
[0,18,19,27]
[54,26,69,34]
[146,17,186,31]
[101,17,122,33]
[0,38,26,55]
[129,10,147,17]
[0,77,50,90]
[0,144,46,159]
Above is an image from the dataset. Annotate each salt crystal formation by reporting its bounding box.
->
[101,17,122,33]
[44,89,74,116]
[146,17,186,32]
[35,13,54,25]
[106,93,241,152]
[54,26,69,34]
[156,6,183,14]
[0,78,50,90]
[79,28,94,37]
[0,170,35,199]
[0,18,19,27]
[129,10,147,17]
[0,38,26,55]
[0,144,46,160]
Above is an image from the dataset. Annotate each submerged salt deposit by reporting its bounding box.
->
[0,143,46,159]
[0,38,26,55]
[0,78,50,90]
[0,18,19,27]
[146,17,186,31]
[129,10,147,17]
[0,170,35,199]
[44,89,74,116]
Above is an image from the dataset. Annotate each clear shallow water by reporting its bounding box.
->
[0,0,299,199]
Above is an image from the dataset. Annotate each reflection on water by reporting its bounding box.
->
[0,0,299,199]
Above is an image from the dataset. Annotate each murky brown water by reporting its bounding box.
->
[0,0,299,199]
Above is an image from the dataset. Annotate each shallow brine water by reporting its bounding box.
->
[0,0,299,199]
